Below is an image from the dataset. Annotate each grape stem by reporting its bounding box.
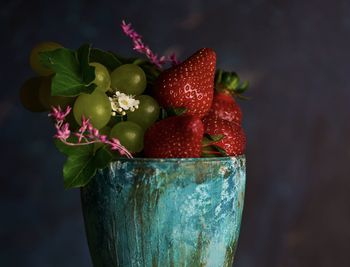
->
[49,106,133,158]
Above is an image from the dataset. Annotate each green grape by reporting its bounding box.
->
[110,121,144,153]
[19,77,46,112]
[90,62,111,92]
[127,95,160,129]
[38,77,74,109]
[110,64,147,95]
[30,42,63,76]
[73,91,111,129]
[94,126,111,151]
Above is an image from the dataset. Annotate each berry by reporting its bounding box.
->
[206,92,242,125]
[144,115,204,158]
[110,121,144,153]
[30,42,63,76]
[19,77,46,112]
[127,95,160,130]
[73,91,111,129]
[110,64,147,95]
[153,48,216,117]
[203,115,246,156]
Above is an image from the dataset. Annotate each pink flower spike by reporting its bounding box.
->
[159,56,166,62]
[48,106,58,117]
[121,20,178,69]
[99,135,107,142]
[48,85,133,158]
[74,132,85,143]
[55,123,71,140]
[79,116,91,133]
[169,53,180,66]
[63,106,72,117]
[110,138,121,147]
[49,105,72,121]
[92,128,99,137]
[121,20,133,35]
[134,43,145,51]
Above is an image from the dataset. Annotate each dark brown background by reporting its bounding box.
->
[1,0,349,266]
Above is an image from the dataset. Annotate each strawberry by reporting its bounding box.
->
[207,69,249,125]
[206,92,242,125]
[144,115,204,158]
[202,115,246,156]
[153,48,216,117]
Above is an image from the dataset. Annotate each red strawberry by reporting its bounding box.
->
[206,92,242,125]
[203,115,246,156]
[153,48,216,117]
[144,115,204,158]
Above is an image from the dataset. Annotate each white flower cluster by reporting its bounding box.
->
[109,91,140,116]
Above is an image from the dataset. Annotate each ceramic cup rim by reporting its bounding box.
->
[111,155,246,163]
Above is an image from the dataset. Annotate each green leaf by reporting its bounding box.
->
[55,140,96,189]
[40,47,96,96]
[63,151,97,189]
[77,44,96,84]
[140,62,161,83]
[109,51,134,64]
[93,146,115,169]
[132,58,148,65]
[90,48,122,70]
[55,140,120,189]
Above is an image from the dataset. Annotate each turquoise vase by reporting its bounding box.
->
[81,156,246,267]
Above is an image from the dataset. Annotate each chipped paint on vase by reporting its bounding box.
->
[81,156,246,267]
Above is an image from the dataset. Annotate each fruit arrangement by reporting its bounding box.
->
[20,21,249,189]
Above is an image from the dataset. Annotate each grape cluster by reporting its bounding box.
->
[20,42,161,155]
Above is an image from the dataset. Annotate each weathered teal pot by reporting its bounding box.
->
[81,156,246,267]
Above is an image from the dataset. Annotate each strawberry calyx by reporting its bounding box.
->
[202,144,228,157]
[166,107,187,117]
[202,133,224,146]
[201,133,228,157]
[159,107,188,120]
[214,69,249,100]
